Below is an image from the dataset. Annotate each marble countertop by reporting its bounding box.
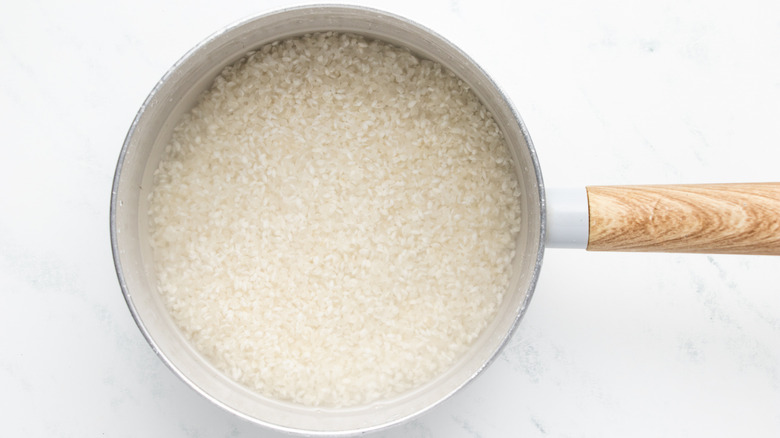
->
[1,0,778,436]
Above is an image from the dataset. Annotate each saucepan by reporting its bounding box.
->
[110,5,780,435]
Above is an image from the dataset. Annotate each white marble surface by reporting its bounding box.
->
[1,0,779,436]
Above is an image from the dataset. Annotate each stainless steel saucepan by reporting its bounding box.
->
[110,5,780,435]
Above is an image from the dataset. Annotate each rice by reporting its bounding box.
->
[148,32,522,407]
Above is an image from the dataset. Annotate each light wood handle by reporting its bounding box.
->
[586,183,780,255]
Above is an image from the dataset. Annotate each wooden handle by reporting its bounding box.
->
[586,183,780,255]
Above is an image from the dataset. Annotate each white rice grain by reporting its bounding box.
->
[148,32,522,407]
